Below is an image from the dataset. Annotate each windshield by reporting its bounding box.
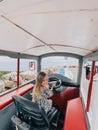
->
[41,56,79,82]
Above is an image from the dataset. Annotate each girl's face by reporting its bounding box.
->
[42,76,48,87]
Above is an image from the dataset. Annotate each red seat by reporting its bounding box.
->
[63,97,87,130]
[51,87,79,112]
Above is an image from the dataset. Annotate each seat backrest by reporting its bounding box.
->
[12,95,49,130]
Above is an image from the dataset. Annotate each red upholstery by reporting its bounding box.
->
[51,87,79,112]
[63,97,87,130]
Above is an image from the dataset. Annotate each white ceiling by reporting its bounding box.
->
[0,0,98,56]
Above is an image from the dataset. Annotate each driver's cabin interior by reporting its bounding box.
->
[0,0,98,130]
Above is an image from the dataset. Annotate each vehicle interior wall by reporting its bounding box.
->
[80,63,90,130]
[0,101,16,130]
[80,61,98,130]
[90,74,98,130]
[0,91,31,130]
[80,62,90,105]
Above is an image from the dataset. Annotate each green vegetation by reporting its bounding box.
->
[0,71,11,78]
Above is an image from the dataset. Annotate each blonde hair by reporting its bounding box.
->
[32,71,47,100]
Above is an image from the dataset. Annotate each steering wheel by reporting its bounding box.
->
[48,77,62,89]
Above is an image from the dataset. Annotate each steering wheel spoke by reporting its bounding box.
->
[48,77,62,89]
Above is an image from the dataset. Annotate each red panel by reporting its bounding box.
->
[51,87,79,112]
[0,84,34,109]
[17,58,20,87]
[86,61,95,111]
[63,97,87,130]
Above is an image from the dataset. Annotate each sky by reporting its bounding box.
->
[0,56,78,71]
[41,56,78,68]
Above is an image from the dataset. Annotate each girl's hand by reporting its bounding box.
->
[49,85,54,90]
[50,85,53,90]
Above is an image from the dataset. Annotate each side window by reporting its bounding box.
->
[20,59,37,85]
[85,65,91,80]
[81,61,92,103]
[0,56,37,95]
[81,61,98,126]
[93,62,98,82]
[85,61,98,80]
[0,56,17,94]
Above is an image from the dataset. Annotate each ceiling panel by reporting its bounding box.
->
[23,45,55,56]
[0,0,98,56]
[52,46,92,56]
[0,16,44,53]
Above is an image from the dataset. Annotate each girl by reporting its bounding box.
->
[32,71,53,113]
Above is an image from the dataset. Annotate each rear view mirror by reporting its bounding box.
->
[86,65,98,80]
[86,65,91,80]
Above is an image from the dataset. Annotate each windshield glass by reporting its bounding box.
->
[41,56,79,82]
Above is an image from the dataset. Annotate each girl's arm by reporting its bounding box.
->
[42,88,53,98]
